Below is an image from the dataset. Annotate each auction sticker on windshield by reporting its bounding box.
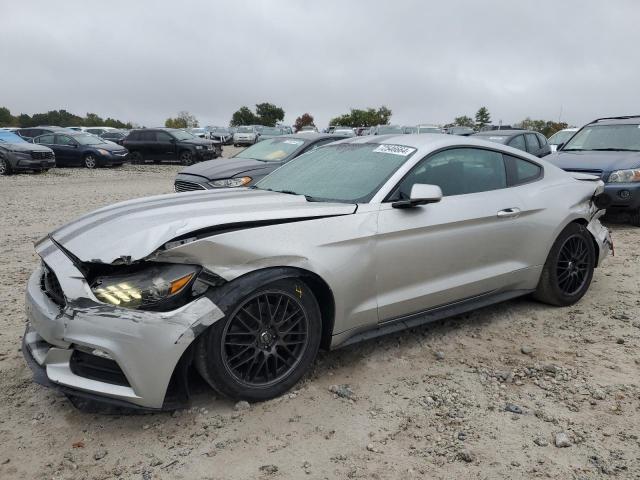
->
[373,144,416,156]
[283,139,304,145]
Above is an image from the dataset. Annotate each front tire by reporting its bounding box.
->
[533,223,595,306]
[0,157,12,175]
[195,279,322,401]
[179,150,195,166]
[629,210,640,227]
[128,151,143,164]
[83,153,98,169]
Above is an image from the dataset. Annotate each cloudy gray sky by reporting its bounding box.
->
[2,0,639,128]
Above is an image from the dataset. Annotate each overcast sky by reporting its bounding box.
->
[2,0,639,129]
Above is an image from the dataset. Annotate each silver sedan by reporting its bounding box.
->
[23,134,612,410]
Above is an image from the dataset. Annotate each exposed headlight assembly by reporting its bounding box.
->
[208,176,252,188]
[91,264,201,311]
[608,169,640,183]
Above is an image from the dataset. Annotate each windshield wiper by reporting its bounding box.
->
[591,148,639,152]
[257,188,323,202]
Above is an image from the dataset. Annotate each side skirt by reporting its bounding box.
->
[333,289,534,349]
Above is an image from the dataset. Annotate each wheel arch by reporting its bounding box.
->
[568,218,600,266]
[203,266,335,350]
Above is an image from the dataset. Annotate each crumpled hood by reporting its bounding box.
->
[550,150,640,172]
[178,157,278,180]
[49,189,356,264]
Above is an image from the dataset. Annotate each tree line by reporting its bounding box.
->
[1,104,571,138]
[0,107,132,129]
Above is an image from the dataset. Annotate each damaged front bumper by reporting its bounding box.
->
[22,239,225,410]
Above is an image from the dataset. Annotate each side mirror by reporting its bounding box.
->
[392,184,443,209]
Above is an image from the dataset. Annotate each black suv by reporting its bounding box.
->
[123,128,221,165]
[549,115,640,226]
[472,129,551,158]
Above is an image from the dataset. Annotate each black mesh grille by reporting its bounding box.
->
[41,263,65,306]
[174,180,206,192]
[31,151,54,160]
[70,350,130,386]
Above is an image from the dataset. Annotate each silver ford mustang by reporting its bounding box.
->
[23,134,612,411]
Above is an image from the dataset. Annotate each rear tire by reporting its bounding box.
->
[128,151,143,164]
[195,278,322,402]
[533,223,595,306]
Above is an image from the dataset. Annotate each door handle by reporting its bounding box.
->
[497,208,521,218]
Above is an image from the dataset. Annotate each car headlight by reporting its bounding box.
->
[208,176,252,188]
[608,169,640,183]
[97,149,111,156]
[195,145,204,150]
[90,264,200,311]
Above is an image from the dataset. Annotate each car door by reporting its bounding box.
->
[375,147,532,322]
[155,131,177,161]
[54,134,82,165]
[139,131,156,160]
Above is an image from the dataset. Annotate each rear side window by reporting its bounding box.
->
[55,135,76,145]
[536,133,547,146]
[525,133,540,152]
[508,135,526,151]
[156,131,173,142]
[505,154,543,185]
[127,132,140,141]
[35,134,54,144]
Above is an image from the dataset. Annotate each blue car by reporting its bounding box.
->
[549,115,640,226]
[33,131,129,168]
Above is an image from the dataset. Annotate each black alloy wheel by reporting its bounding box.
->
[556,234,591,295]
[221,291,309,387]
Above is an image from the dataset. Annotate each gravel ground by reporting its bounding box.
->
[0,154,639,479]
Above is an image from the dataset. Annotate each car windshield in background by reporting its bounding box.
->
[261,127,282,135]
[547,130,575,145]
[0,131,27,143]
[255,143,416,203]
[190,128,206,135]
[563,124,640,152]
[236,137,305,162]
[172,130,195,140]
[377,126,404,135]
[75,133,105,145]
[418,128,441,134]
[237,127,253,133]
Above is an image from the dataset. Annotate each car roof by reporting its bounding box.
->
[21,126,69,131]
[588,116,640,126]
[335,133,537,151]
[473,129,536,137]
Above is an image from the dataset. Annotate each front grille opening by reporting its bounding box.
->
[41,263,65,306]
[175,180,206,192]
[31,151,54,160]
[70,350,131,387]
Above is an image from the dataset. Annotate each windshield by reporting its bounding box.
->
[377,125,404,135]
[548,129,576,145]
[255,143,416,203]
[563,124,640,151]
[190,128,205,134]
[236,137,305,162]
[418,127,441,134]
[0,131,27,143]
[261,127,282,136]
[237,126,254,133]
[75,133,106,145]
[171,130,196,140]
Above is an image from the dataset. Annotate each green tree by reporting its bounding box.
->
[475,107,491,130]
[255,102,285,127]
[329,106,392,127]
[230,106,259,126]
[165,111,199,129]
[516,117,568,137]
[453,115,474,127]
[294,113,315,132]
